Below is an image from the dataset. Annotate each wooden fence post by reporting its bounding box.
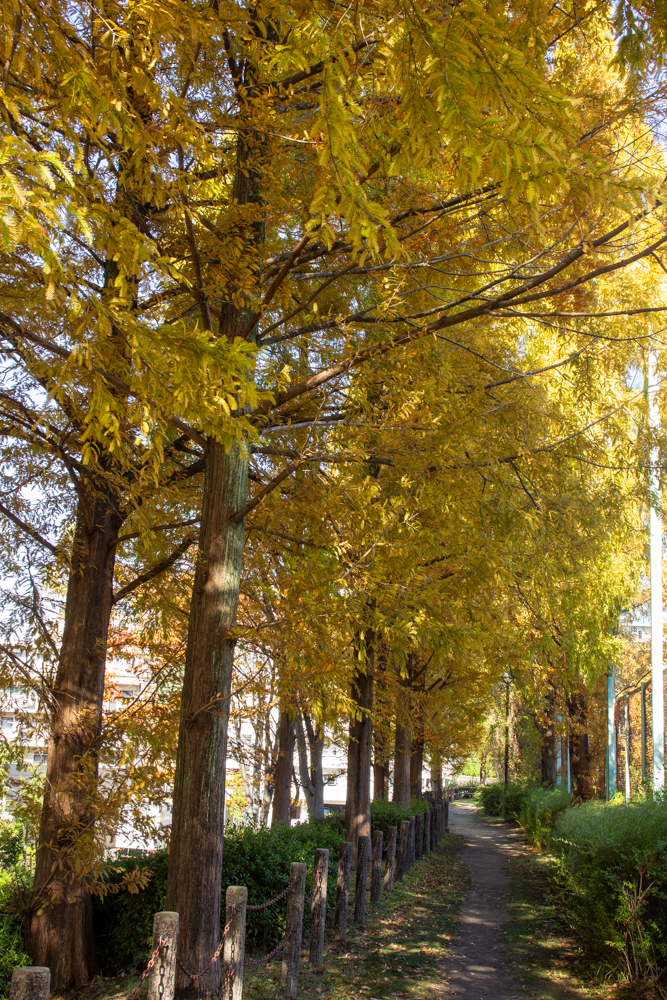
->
[148,911,179,1000]
[309,849,329,971]
[354,835,370,925]
[371,830,383,903]
[223,886,247,1000]
[10,969,50,1000]
[444,796,450,834]
[396,819,409,880]
[406,816,415,873]
[415,814,422,863]
[281,862,306,1000]
[383,826,397,893]
[335,841,352,942]
[432,804,438,848]
[424,808,431,854]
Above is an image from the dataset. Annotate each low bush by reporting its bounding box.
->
[94,816,345,973]
[552,799,667,981]
[519,787,570,849]
[369,797,429,841]
[476,782,527,820]
[0,871,31,1000]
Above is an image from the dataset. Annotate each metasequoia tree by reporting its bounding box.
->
[2,0,667,986]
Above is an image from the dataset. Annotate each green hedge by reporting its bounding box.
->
[94,802,432,974]
[552,799,667,980]
[519,787,570,848]
[476,782,527,820]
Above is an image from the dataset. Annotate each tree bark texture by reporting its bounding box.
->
[541,701,557,788]
[27,495,122,988]
[430,757,442,800]
[272,707,295,827]
[345,647,374,846]
[393,715,411,809]
[296,713,325,820]
[166,439,248,996]
[568,693,592,801]
[410,732,424,800]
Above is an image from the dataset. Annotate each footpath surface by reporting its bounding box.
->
[440,802,531,1000]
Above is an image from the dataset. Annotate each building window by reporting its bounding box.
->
[33,753,47,764]
[1,716,13,730]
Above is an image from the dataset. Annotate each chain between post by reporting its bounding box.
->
[127,936,166,1000]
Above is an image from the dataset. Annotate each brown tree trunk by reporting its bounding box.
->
[568,693,592,801]
[430,755,442,799]
[27,494,122,988]
[541,698,557,788]
[373,760,387,801]
[165,439,248,996]
[410,718,424,800]
[345,640,374,846]
[393,705,411,809]
[272,707,295,827]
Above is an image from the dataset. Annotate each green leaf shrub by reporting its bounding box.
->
[93,817,346,974]
[552,799,667,979]
[0,871,31,1000]
[519,787,571,849]
[476,782,527,819]
[369,798,429,841]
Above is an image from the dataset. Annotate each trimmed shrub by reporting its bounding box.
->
[93,817,346,973]
[369,798,429,841]
[476,782,527,820]
[552,799,667,980]
[519,787,570,849]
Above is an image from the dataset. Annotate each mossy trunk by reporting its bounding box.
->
[27,495,121,988]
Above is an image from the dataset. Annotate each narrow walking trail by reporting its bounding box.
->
[440,802,529,1000]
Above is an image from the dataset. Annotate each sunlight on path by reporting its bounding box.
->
[439,802,529,1000]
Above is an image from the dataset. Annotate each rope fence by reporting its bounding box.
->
[8,800,451,1000]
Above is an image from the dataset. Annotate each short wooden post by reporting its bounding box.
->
[354,835,370,925]
[281,862,306,1000]
[309,849,329,971]
[10,969,50,1000]
[444,796,450,834]
[424,808,431,854]
[371,830,383,903]
[432,804,438,847]
[148,911,179,1000]
[383,825,397,892]
[415,814,422,863]
[223,886,247,1000]
[396,819,409,880]
[406,816,415,873]
[335,841,352,941]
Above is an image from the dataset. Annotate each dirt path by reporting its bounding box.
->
[440,802,530,1000]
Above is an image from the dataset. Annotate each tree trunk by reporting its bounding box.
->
[541,702,557,788]
[430,756,442,799]
[27,494,122,988]
[373,760,387,801]
[410,726,424,800]
[568,693,592,801]
[373,722,388,801]
[295,713,324,820]
[392,693,411,809]
[272,708,295,827]
[345,644,374,845]
[165,439,248,996]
